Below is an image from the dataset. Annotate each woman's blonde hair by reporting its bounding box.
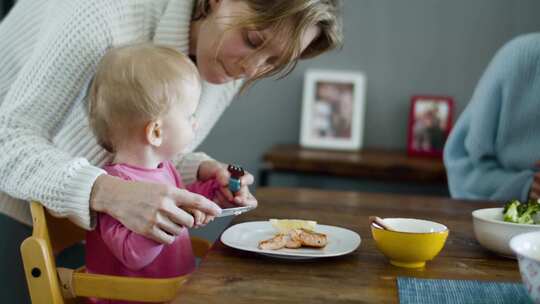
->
[193,0,343,88]
[88,43,200,152]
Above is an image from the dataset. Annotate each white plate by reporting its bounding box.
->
[220,221,361,259]
[472,207,540,257]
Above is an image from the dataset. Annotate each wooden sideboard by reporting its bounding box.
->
[259,144,447,187]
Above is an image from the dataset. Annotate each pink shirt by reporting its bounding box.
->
[85,161,219,304]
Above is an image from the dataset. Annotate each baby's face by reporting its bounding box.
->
[159,84,201,158]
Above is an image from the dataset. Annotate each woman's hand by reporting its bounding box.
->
[198,160,258,208]
[90,174,222,244]
[530,173,540,200]
[529,161,540,200]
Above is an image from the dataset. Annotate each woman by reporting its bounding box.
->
[0,0,342,302]
[444,33,540,202]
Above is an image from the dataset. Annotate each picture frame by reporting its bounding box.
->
[300,69,366,151]
[407,95,454,158]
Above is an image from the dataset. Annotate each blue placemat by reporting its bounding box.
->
[397,277,532,304]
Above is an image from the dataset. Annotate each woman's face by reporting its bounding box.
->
[192,0,320,84]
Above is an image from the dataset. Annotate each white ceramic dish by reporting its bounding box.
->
[472,207,540,257]
[220,221,361,259]
[380,218,448,233]
[510,231,540,303]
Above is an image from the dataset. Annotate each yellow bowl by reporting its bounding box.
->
[371,218,449,268]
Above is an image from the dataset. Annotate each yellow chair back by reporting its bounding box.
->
[20,201,210,304]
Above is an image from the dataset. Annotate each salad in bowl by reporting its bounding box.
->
[472,199,540,257]
[502,199,540,224]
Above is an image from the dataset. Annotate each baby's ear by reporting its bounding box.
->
[145,120,163,147]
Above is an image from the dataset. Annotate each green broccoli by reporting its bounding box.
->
[503,200,520,222]
[502,199,540,224]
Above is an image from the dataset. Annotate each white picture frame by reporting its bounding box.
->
[300,69,366,151]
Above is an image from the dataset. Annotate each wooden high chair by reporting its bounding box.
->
[20,201,211,304]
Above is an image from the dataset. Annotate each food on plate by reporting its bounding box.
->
[289,228,327,248]
[258,219,327,250]
[258,229,327,250]
[285,235,302,249]
[503,199,540,224]
[259,234,289,250]
[269,219,317,233]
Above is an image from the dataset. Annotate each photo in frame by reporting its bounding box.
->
[300,69,366,151]
[407,95,454,158]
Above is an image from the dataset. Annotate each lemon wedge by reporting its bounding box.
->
[269,219,317,233]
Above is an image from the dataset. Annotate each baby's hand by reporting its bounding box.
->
[198,160,257,208]
[229,179,258,207]
[216,166,257,208]
[187,208,215,228]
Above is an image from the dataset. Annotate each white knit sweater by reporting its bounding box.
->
[0,0,241,228]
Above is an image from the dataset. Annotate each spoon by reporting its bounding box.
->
[369,216,395,231]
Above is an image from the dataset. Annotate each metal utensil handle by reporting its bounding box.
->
[218,206,255,217]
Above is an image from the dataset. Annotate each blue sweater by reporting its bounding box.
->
[444,33,540,202]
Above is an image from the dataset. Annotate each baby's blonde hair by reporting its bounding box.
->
[89,43,200,152]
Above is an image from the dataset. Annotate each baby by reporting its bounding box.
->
[85,43,220,303]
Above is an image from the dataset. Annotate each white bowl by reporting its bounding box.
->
[510,231,540,303]
[381,218,449,233]
[472,208,540,257]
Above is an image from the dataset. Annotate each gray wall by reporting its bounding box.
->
[199,0,540,194]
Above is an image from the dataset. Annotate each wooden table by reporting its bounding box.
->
[172,188,520,304]
[259,144,447,186]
